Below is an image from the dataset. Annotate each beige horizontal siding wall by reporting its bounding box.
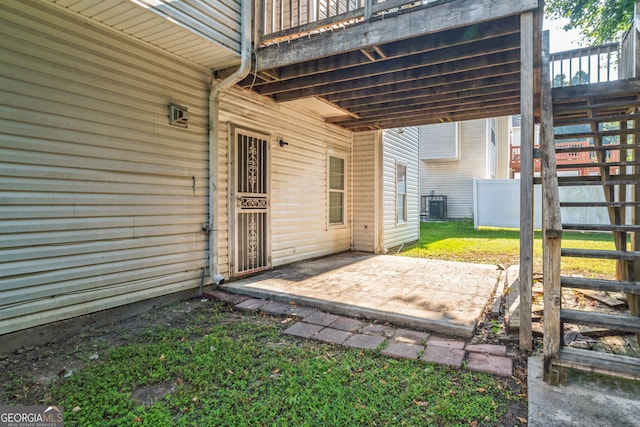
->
[419,119,488,219]
[351,130,380,253]
[218,90,352,273]
[0,0,212,335]
[496,116,511,179]
[382,128,420,250]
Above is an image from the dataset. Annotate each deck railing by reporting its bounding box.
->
[549,43,620,87]
[258,0,445,45]
[620,1,640,78]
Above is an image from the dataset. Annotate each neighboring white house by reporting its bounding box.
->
[352,128,420,253]
[0,0,418,337]
[418,117,511,220]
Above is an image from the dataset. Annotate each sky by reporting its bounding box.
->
[543,16,583,53]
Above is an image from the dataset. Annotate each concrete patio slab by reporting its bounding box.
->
[222,252,501,338]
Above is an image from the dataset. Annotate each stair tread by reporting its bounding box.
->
[554,347,640,381]
[561,309,640,333]
[560,201,640,207]
[561,248,640,260]
[556,175,640,186]
[562,224,640,232]
[560,276,640,294]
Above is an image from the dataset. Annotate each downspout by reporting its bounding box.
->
[208,0,252,285]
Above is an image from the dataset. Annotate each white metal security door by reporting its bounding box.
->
[232,128,270,275]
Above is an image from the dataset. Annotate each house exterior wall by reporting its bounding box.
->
[496,116,511,179]
[42,0,242,70]
[217,88,353,274]
[382,128,420,250]
[419,119,489,219]
[351,130,380,253]
[0,1,214,335]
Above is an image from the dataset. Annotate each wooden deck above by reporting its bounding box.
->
[217,0,541,131]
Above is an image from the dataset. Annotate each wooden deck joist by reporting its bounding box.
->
[218,0,541,130]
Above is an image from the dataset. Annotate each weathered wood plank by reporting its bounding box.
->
[560,201,640,208]
[561,309,640,333]
[519,11,535,352]
[562,224,640,233]
[540,30,563,384]
[576,289,627,308]
[336,73,521,109]
[272,51,520,101]
[561,276,640,294]
[551,78,640,100]
[248,16,521,82]
[325,62,520,103]
[561,249,640,261]
[339,100,521,129]
[555,347,640,380]
[329,92,521,125]
[258,35,520,96]
[345,82,521,114]
[344,105,521,131]
[255,0,538,70]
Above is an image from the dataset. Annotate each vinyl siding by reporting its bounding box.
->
[218,89,352,274]
[44,0,242,69]
[419,119,488,219]
[495,116,511,179]
[382,128,420,250]
[352,131,380,253]
[0,1,212,334]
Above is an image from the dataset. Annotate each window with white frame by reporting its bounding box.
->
[396,162,407,223]
[328,156,345,225]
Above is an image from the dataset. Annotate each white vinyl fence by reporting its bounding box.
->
[473,179,613,229]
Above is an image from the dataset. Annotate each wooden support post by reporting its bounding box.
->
[364,0,371,20]
[540,31,564,384]
[631,108,640,345]
[519,11,534,352]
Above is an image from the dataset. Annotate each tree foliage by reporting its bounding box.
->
[545,0,635,44]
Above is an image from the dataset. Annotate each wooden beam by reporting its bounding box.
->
[343,106,520,131]
[255,0,538,70]
[272,50,520,101]
[330,90,521,124]
[335,99,521,128]
[255,34,520,96]
[540,31,563,385]
[327,62,521,104]
[345,82,520,114]
[250,17,519,83]
[519,11,535,352]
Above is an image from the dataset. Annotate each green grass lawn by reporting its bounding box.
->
[400,220,616,279]
[1,301,526,427]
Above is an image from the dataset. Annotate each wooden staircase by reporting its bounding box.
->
[540,35,640,384]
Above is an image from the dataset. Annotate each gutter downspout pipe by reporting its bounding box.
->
[208,0,252,286]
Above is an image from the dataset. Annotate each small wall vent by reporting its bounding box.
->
[169,103,189,128]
